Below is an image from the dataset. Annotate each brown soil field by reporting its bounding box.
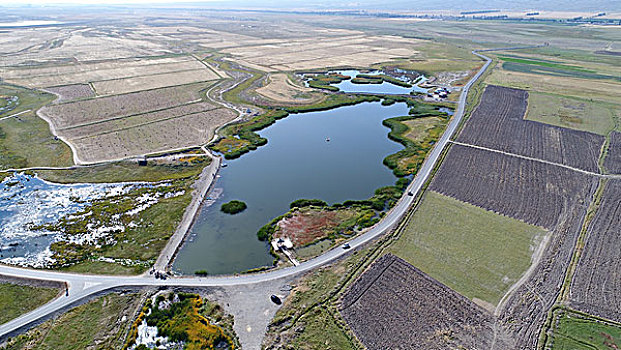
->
[496,199,591,348]
[457,85,605,173]
[91,68,219,95]
[39,84,204,129]
[604,131,621,174]
[44,84,94,103]
[341,254,499,349]
[274,208,357,246]
[569,180,621,322]
[429,146,599,348]
[71,107,235,162]
[255,73,323,105]
[430,144,598,230]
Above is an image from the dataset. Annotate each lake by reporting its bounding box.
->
[173,101,409,275]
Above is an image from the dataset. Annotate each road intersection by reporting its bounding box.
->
[0,50,494,340]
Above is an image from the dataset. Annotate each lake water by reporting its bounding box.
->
[173,101,409,274]
[309,69,428,95]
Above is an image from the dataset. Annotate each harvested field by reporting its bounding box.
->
[340,254,498,350]
[1,56,206,88]
[255,73,323,105]
[222,35,422,72]
[60,102,219,139]
[91,68,219,95]
[39,84,204,129]
[604,131,621,174]
[274,208,358,246]
[70,107,235,162]
[44,84,94,102]
[457,85,605,173]
[430,144,597,230]
[569,180,621,321]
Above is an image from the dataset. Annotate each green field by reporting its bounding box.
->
[0,85,72,170]
[36,155,209,183]
[526,92,620,135]
[0,282,60,325]
[3,293,141,350]
[389,191,547,306]
[547,309,621,350]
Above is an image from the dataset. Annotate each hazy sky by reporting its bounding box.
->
[1,0,618,11]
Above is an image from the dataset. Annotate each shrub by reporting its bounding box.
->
[290,199,328,209]
[220,200,247,214]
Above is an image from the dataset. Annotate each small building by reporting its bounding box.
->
[271,237,293,251]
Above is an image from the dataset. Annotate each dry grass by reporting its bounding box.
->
[255,73,324,105]
[92,68,219,95]
[2,56,204,88]
[222,35,423,72]
[71,107,235,162]
[403,117,444,141]
[486,66,621,105]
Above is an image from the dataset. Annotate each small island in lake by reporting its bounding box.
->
[221,200,247,214]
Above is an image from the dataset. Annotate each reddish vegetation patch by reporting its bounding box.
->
[275,208,354,246]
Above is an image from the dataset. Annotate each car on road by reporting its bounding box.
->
[342,243,350,249]
[270,294,282,305]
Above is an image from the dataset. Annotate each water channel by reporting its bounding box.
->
[173,101,410,275]
[329,69,428,94]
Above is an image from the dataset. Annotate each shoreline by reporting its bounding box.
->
[151,148,221,273]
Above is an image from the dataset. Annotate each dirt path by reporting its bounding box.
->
[450,140,621,179]
[152,147,221,272]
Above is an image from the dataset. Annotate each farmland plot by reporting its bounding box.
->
[59,102,218,139]
[495,201,591,348]
[457,85,604,173]
[39,84,204,129]
[430,144,597,230]
[569,180,621,322]
[91,68,219,95]
[340,254,500,350]
[70,107,235,162]
[1,56,204,88]
[604,131,621,174]
[44,84,94,103]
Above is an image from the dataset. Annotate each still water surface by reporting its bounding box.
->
[173,101,408,274]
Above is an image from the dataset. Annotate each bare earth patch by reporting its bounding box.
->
[256,73,323,105]
[274,208,357,246]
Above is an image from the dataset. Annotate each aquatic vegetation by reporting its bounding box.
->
[0,173,186,269]
[125,292,237,350]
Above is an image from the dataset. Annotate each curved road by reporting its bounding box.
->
[0,51,494,339]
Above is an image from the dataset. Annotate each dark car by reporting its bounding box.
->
[342,243,351,249]
[270,294,282,305]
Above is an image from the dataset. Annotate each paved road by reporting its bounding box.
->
[0,51,493,340]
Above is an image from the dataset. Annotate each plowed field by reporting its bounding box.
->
[457,85,604,173]
[341,254,498,350]
[570,180,621,322]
